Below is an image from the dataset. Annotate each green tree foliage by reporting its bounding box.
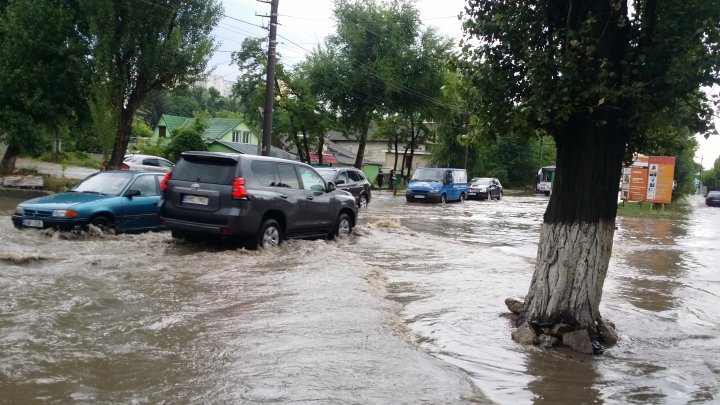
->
[231,37,268,122]
[383,28,453,178]
[163,119,208,162]
[306,0,425,168]
[701,156,720,188]
[80,0,222,169]
[0,0,89,174]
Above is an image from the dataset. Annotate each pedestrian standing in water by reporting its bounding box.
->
[376,170,384,190]
[388,169,396,191]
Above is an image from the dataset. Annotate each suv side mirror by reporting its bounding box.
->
[125,189,141,198]
[327,181,336,192]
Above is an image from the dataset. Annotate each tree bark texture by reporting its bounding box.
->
[0,143,19,175]
[524,220,615,329]
[109,107,135,169]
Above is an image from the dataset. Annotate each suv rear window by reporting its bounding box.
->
[172,158,236,184]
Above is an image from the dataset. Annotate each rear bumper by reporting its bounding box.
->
[160,216,257,238]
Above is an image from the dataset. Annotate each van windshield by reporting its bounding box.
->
[411,168,444,182]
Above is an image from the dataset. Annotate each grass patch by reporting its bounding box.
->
[616,200,689,220]
[44,176,79,193]
[37,151,101,169]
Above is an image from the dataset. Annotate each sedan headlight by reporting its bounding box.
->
[14,206,23,215]
[52,209,78,217]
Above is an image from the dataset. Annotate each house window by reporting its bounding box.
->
[159,126,166,139]
[233,130,251,144]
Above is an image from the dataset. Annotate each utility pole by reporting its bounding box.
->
[259,0,278,156]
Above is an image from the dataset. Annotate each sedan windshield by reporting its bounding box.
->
[470,178,492,186]
[72,172,133,196]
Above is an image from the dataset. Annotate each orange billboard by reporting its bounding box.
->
[646,156,676,204]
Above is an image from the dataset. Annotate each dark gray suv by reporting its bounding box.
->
[159,152,358,248]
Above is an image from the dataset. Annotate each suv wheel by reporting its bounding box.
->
[334,213,353,238]
[358,194,368,209]
[257,219,282,248]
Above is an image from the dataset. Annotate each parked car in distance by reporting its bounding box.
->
[467,177,503,200]
[122,154,174,173]
[159,151,358,249]
[706,191,720,207]
[315,167,371,209]
[12,171,165,233]
[405,168,467,203]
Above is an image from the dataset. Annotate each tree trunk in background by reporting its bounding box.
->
[108,106,135,169]
[354,124,368,169]
[0,143,19,175]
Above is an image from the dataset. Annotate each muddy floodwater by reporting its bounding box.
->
[1,192,718,403]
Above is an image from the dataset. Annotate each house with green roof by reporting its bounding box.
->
[151,114,297,160]
[152,114,259,147]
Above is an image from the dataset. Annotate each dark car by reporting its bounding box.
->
[467,177,503,200]
[159,151,358,249]
[706,191,720,207]
[315,167,372,209]
[12,171,164,233]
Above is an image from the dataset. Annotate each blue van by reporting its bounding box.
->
[405,168,468,203]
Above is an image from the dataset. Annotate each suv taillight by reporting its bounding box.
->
[160,171,171,191]
[232,177,247,199]
[120,163,130,170]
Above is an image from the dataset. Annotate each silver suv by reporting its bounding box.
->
[159,152,358,248]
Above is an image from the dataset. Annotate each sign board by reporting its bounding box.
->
[627,167,648,202]
[646,156,675,204]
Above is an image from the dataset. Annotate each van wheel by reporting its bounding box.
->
[257,219,282,249]
[440,194,447,204]
[459,193,466,202]
[335,213,353,238]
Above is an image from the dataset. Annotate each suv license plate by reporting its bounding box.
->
[183,194,209,205]
[23,219,43,228]
[415,195,425,199]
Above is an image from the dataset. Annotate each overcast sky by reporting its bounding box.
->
[212,0,719,170]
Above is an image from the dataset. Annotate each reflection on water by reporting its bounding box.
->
[1,192,719,403]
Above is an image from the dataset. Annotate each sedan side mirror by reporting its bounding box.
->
[125,189,141,198]
[327,181,336,192]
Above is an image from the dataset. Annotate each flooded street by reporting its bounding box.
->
[1,192,718,403]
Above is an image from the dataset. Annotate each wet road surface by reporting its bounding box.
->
[1,191,718,403]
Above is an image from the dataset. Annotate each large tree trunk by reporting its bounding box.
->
[0,143,19,175]
[516,114,626,352]
[108,106,135,169]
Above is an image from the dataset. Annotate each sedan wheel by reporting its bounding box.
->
[89,215,114,234]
